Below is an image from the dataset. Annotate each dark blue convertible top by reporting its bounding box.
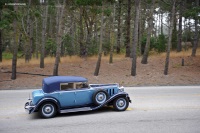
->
[42,76,88,93]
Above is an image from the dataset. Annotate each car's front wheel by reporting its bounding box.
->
[39,103,57,118]
[113,97,129,111]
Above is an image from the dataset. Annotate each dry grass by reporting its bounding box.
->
[160,48,200,57]
[0,54,127,67]
[1,48,199,68]
[0,56,83,67]
[1,48,200,89]
[145,48,200,63]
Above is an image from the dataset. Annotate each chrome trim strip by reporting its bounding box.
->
[60,107,92,113]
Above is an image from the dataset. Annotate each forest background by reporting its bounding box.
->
[0,0,200,89]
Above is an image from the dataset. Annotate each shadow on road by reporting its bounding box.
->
[57,106,115,118]
[29,106,116,119]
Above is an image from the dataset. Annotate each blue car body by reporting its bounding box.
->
[25,76,131,118]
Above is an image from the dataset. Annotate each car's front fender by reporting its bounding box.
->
[34,97,61,112]
[92,91,131,110]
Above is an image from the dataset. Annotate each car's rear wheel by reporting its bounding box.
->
[113,97,129,111]
[39,103,57,118]
[93,90,109,105]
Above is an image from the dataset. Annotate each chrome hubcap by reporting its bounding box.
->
[116,98,127,110]
[118,100,125,107]
[44,106,52,113]
[98,94,104,101]
[42,104,54,117]
[96,92,107,104]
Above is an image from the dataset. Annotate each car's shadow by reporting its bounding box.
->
[30,106,116,119]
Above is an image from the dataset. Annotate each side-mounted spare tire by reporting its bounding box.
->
[92,90,109,105]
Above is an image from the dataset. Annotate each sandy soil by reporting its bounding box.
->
[0,55,200,90]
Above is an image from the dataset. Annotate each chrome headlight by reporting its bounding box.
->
[119,86,124,92]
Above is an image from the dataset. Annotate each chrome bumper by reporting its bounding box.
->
[24,101,36,114]
[126,95,131,103]
[128,97,131,103]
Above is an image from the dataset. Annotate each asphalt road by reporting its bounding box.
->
[0,86,200,133]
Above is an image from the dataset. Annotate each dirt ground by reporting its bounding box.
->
[0,53,200,90]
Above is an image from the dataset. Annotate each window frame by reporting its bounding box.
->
[60,82,75,91]
[60,82,89,91]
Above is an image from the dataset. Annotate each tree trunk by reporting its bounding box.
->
[53,6,62,76]
[177,1,183,52]
[109,3,115,64]
[25,0,31,63]
[79,7,85,57]
[83,7,94,58]
[191,0,199,57]
[171,9,177,50]
[109,29,114,64]
[0,10,2,62]
[125,0,131,57]
[141,0,155,64]
[11,0,19,80]
[131,0,140,76]
[138,6,142,55]
[161,11,163,35]
[116,0,122,54]
[35,17,39,59]
[53,0,66,76]
[94,17,98,44]
[164,0,176,75]
[40,4,48,68]
[29,20,33,59]
[94,4,104,76]
[49,15,53,38]
[109,33,114,64]
[70,13,75,55]
[85,26,92,57]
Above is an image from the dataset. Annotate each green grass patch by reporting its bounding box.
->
[2,52,23,60]
[2,52,13,59]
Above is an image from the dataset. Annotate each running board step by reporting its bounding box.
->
[60,107,93,113]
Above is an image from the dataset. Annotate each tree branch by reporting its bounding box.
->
[160,0,171,6]
[21,15,28,37]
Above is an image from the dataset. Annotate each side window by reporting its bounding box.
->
[60,83,74,91]
[82,83,89,88]
[75,82,89,89]
[76,83,83,89]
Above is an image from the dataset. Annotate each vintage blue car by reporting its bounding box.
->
[25,76,131,118]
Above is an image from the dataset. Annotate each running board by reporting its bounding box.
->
[60,107,93,113]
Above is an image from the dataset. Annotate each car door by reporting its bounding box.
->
[58,83,76,108]
[59,91,76,108]
[75,89,93,107]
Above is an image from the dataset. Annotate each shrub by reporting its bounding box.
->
[46,38,57,56]
[154,34,167,53]
[141,34,167,53]
[141,35,156,54]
